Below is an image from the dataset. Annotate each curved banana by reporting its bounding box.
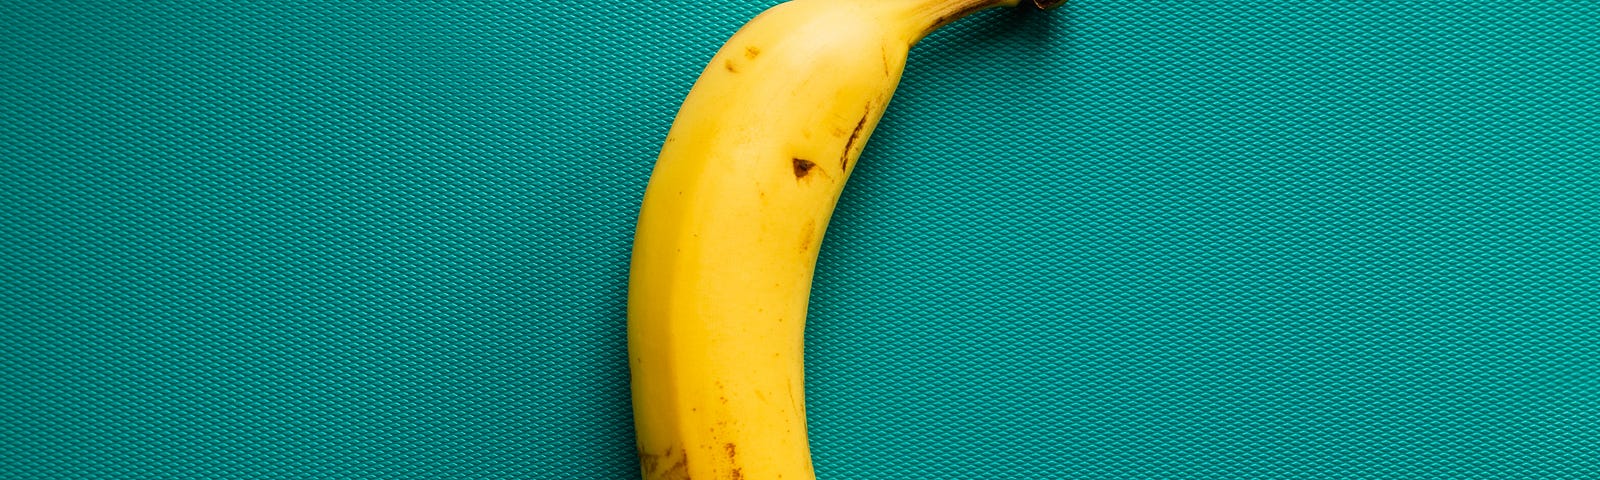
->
[629,0,1058,478]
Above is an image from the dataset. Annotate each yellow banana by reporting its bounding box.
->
[629,0,1059,478]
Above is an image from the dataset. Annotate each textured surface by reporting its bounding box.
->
[3,0,1598,478]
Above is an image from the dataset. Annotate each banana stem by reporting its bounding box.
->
[904,0,1063,42]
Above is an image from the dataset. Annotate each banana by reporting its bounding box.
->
[629,0,1059,478]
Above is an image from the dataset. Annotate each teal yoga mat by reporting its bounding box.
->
[3,1,1598,478]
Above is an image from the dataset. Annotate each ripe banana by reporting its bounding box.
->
[629,0,1059,478]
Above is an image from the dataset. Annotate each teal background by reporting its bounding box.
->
[3,0,1598,478]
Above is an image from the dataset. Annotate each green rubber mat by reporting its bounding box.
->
[3,0,1597,478]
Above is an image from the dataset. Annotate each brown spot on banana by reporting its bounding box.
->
[840,107,870,171]
[799,219,817,251]
[791,158,816,179]
[744,46,761,59]
[639,445,692,480]
[786,378,803,422]
[664,457,690,480]
[724,443,743,479]
[638,446,660,474]
[724,59,739,73]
